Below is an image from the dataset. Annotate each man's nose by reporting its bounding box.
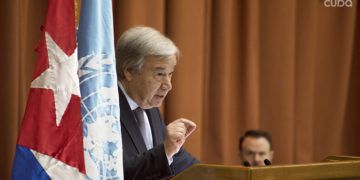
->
[161,75,172,91]
[254,154,261,163]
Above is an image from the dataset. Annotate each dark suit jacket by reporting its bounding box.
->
[119,87,199,180]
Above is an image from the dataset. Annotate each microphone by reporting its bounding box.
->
[264,159,272,166]
[243,161,251,167]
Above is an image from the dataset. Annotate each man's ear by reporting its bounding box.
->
[239,151,245,161]
[269,150,274,161]
[124,69,133,81]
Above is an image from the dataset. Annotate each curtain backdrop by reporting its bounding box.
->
[1,0,359,178]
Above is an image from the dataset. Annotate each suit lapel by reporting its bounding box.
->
[118,86,147,153]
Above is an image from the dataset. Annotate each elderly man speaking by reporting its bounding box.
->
[116,26,199,180]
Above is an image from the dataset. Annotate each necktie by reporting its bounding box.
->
[133,107,153,150]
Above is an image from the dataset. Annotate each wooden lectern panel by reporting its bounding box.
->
[173,164,250,180]
[173,156,360,180]
[251,161,360,180]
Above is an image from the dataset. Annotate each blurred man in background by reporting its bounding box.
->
[239,130,274,166]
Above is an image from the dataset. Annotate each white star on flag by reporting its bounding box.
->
[31,32,80,126]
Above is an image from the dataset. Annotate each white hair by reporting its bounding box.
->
[116,26,179,79]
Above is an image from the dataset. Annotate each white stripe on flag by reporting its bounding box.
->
[31,150,86,179]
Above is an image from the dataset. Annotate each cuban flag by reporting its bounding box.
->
[12,0,86,179]
[78,0,123,179]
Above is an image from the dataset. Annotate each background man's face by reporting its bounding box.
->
[241,137,274,166]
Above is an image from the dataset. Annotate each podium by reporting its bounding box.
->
[172,155,360,180]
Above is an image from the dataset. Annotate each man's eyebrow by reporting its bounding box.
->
[153,67,166,71]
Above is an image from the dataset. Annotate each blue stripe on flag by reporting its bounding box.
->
[12,145,50,180]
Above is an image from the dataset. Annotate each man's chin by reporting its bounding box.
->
[142,101,163,109]
[151,101,163,108]
[151,96,165,106]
